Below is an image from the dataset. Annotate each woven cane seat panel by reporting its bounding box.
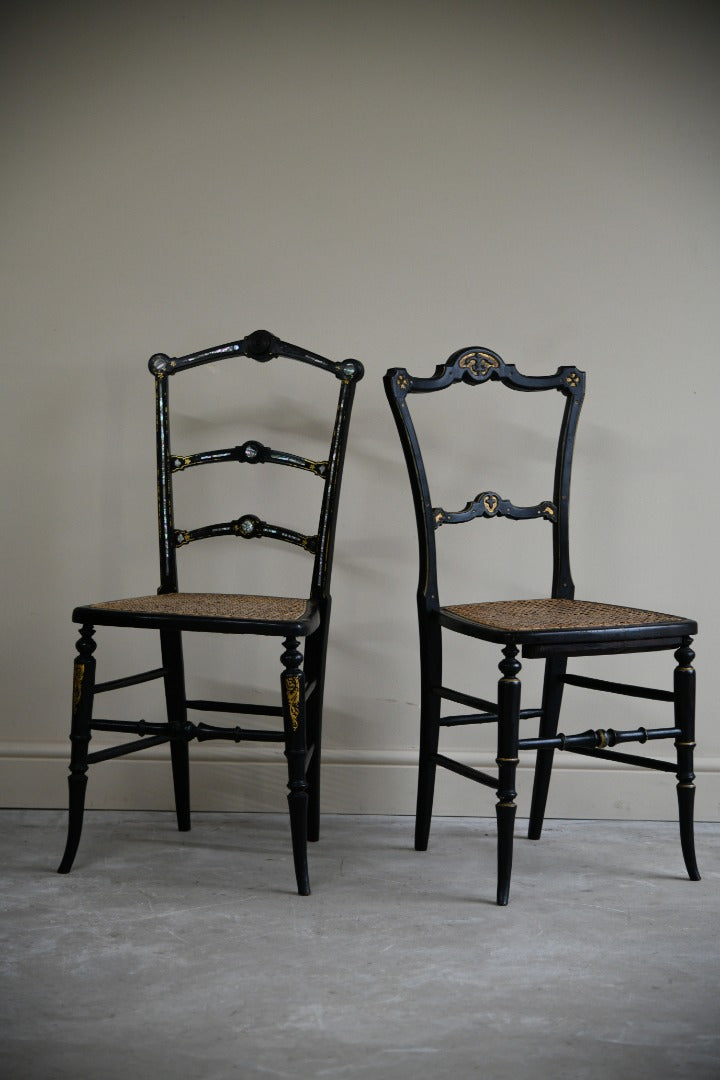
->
[442,598,689,633]
[90,593,309,622]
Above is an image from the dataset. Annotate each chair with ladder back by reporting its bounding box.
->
[58,329,363,894]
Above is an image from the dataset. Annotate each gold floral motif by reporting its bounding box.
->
[566,372,580,388]
[285,675,301,731]
[459,351,500,379]
[434,510,444,526]
[72,664,85,711]
[483,494,499,514]
[396,373,409,391]
[543,503,556,518]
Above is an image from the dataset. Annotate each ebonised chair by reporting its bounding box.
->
[58,329,363,894]
[384,346,699,905]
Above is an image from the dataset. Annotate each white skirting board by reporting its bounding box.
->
[2,742,719,820]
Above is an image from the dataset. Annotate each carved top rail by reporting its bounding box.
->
[389,346,584,398]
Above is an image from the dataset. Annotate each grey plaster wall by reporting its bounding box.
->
[2,0,718,819]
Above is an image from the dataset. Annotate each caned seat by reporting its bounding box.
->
[385,346,699,905]
[78,593,316,631]
[58,329,363,894]
[441,598,694,640]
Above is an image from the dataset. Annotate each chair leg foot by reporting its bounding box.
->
[527,750,554,841]
[678,783,701,881]
[288,789,311,896]
[57,775,88,874]
[496,801,516,906]
[415,760,437,851]
[170,740,191,832]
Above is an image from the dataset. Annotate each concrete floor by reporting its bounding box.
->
[1,812,719,1080]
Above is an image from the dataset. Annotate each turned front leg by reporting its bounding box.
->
[496,643,521,906]
[58,625,96,874]
[281,636,310,895]
[674,638,700,881]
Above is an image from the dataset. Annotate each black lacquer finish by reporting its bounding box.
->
[59,329,363,894]
[171,441,328,479]
[174,515,318,554]
[385,345,699,904]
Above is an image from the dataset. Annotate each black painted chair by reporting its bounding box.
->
[384,347,699,905]
[58,330,363,894]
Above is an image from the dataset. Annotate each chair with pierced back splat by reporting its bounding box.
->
[58,329,363,894]
[384,346,699,905]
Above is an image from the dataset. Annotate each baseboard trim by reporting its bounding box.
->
[2,743,719,819]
